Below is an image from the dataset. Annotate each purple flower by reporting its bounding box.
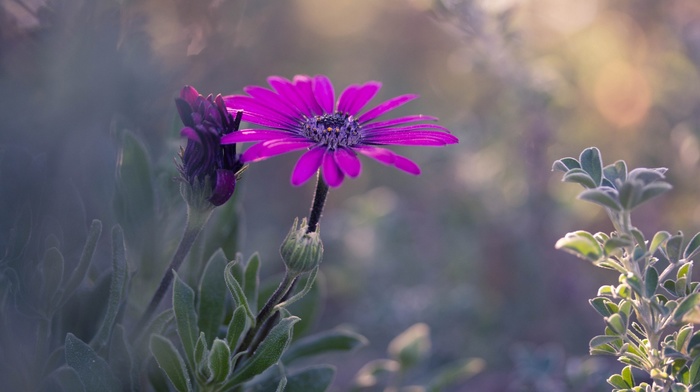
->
[176,86,245,206]
[220,75,458,187]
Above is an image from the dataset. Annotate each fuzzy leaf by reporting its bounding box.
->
[645,267,659,299]
[388,323,431,369]
[562,169,597,189]
[150,334,193,392]
[685,232,700,261]
[608,374,632,389]
[65,333,120,392]
[198,249,228,346]
[619,180,642,210]
[224,316,300,388]
[174,273,199,369]
[552,157,580,172]
[282,329,368,364]
[578,188,621,211]
[650,231,672,256]
[638,182,672,206]
[579,147,603,186]
[665,233,685,263]
[227,305,248,350]
[225,259,255,325]
[674,293,700,324]
[603,160,627,188]
[40,247,64,310]
[208,338,231,384]
[606,313,627,335]
[555,231,603,262]
[590,335,622,348]
[244,253,261,315]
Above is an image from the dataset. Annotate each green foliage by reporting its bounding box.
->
[554,147,700,391]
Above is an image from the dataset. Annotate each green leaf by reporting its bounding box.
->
[40,247,64,310]
[677,325,693,352]
[48,366,85,392]
[619,180,642,210]
[590,335,622,348]
[65,333,120,392]
[631,228,646,251]
[603,160,628,188]
[225,259,255,325]
[150,334,193,392]
[90,225,127,353]
[590,297,617,317]
[674,293,700,324]
[226,305,248,350]
[108,324,135,391]
[689,357,700,384]
[645,267,659,299]
[353,359,401,388]
[388,323,431,369]
[113,129,155,230]
[60,220,102,307]
[562,168,597,189]
[552,157,580,172]
[285,365,336,392]
[208,338,231,384]
[605,237,634,256]
[665,233,685,263]
[685,232,700,260]
[555,231,603,262]
[622,365,635,387]
[579,147,603,186]
[628,167,667,184]
[224,316,300,388]
[194,332,208,377]
[174,273,199,369]
[244,253,261,315]
[638,182,672,206]
[606,313,627,335]
[578,188,621,211]
[198,249,228,346]
[650,231,672,255]
[608,374,632,389]
[282,328,368,364]
[679,263,693,280]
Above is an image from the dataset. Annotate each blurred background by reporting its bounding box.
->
[2,0,700,390]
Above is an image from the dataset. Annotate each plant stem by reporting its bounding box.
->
[307,173,329,234]
[133,205,212,336]
[234,271,298,363]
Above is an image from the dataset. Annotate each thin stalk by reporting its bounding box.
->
[133,205,212,336]
[307,173,329,234]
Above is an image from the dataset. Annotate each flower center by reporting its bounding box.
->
[302,113,361,150]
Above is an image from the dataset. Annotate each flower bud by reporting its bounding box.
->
[280,218,323,274]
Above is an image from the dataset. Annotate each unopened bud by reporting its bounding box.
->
[280,218,323,274]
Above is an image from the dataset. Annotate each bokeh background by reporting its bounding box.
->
[3,0,700,390]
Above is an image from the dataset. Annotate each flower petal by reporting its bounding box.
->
[224,95,299,127]
[358,94,418,123]
[337,84,360,114]
[322,150,345,187]
[241,140,312,162]
[354,146,421,175]
[268,76,314,117]
[312,75,335,114]
[180,126,200,142]
[363,131,459,146]
[180,85,200,105]
[209,169,237,206]
[293,75,324,115]
[291,147,326,186]
[221,129,295,144]
[334,147,361,178]
[345,81,381,115]
[244,86,305,118]
[361,115,440,131]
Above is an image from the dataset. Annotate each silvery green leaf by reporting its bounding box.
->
[555,231,603,262]
[621,365,635,388]
[224,316,300,388]
[173,273,199,369]
[637,182,672,206]
[674,293,700,324]
[676,325,693,352]
[645,267,658,299]
[650,231,671,256]
[150,334,193,392]
[90,225,127,353]
[552,157,580,172]
[590,297,617,317]
[194,332,208,378]
[207,338,231,384]
[603,160,627,189]
[619,180,643,210]
[244,253,260,315]
[284,365,336,392]
[664,233,685,263]
[225,259,255,325]
[60,220,102,308]
[562,168,597,189]
[353,359,400,388]
[608,374,632,389]
[388,323,431,369]
[684,232,700,261]
[579,147,603,186]
[631,228,646,251]
[689,357,700,384]
[108,324,135,391]
[578,188,621,211]
[628,167,667,184]
[226,305,247,350]
[282,328,368,364]
[197,249,228,346]
[65,333,120,392]
[605,313,627,335]
[590,335,622,349]
[47,365,85,392]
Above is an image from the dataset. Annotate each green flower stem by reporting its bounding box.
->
[133,205,212,336]
[234,271,298,364]
[307,173,329,234]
